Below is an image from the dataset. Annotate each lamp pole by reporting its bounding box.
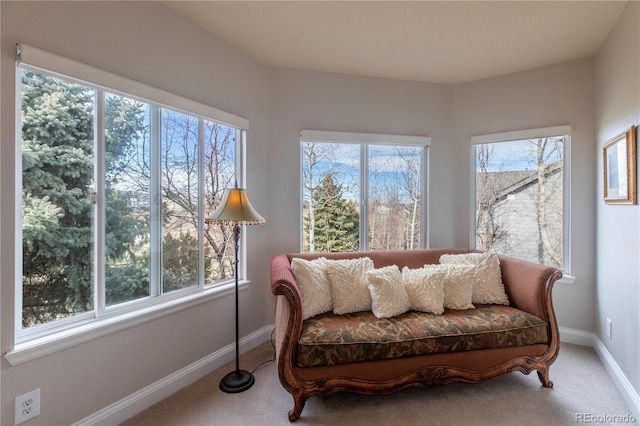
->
[232,224,241,375]
[219,223,255,393]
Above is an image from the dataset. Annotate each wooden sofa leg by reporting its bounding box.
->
[288,394,306,422]
[537,368,553,388]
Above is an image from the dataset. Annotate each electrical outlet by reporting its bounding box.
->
[606,318,613,339]
[15,389,40,425]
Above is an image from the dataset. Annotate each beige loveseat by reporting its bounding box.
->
[270,249,562,422]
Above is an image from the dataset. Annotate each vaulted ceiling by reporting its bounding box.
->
[165,1,627,84]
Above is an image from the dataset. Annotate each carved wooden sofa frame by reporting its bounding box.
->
[270,249,562,422]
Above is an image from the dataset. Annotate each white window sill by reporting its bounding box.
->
[558,275,576,285]
[5,280,250,366]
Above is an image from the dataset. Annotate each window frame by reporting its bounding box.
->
[300,130,430,252]
[469,125,572,277]
[9,45,250,362]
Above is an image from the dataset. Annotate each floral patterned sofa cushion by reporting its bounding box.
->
[297,304,548,368]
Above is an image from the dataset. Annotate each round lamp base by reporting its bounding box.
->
[219,370,255,393]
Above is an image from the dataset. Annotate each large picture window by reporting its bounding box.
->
[301,131,429,253]
[471,126,570,271]
[16,46,246,342]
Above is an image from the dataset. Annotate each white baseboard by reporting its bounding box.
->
[559,326,596,346]
[592,336,640,421]
[560,326,640,421]
[73,325,275,426]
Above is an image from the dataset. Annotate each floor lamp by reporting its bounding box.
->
[205,187,265,393]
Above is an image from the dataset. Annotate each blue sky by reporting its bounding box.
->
[302,142,421,203]
[477,138,564,172]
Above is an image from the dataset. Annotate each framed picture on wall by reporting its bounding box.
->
[603,125,637,205]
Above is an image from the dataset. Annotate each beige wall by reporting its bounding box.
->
[2,0,635,424]
[595,0,640,395]
[1,2,270,424]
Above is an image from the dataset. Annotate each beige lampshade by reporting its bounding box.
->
[205,188,265,225]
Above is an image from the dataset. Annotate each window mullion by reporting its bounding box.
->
[95,90,106,317]
[150,107,162,297]
[198,119,205,287]
[469,145,478,249]
[238,129,247,280]
[562,135,572,274]
[421,146,429,249]
[361,144,369,251]
[237,129,246,187]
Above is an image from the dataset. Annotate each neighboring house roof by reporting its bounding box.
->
[477,161,562,204]
[497,161,562,201]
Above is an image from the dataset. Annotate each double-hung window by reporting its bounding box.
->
[300,130,429,252]
[470,126,571,273]
[15,45,248,345]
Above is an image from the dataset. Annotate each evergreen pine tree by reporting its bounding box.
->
[313,174,359,252]
[21,71,95,325]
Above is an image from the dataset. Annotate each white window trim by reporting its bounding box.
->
[300,130,431,251]
[11,45,251,355]
[17,44,248,129]
[469,125,574,284]
[301,130,430,147]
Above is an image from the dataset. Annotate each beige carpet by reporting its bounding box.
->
[122,342,636,425]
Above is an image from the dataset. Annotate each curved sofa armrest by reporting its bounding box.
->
[270,254,304,386]
[270,254,301,298]
[498,255,562,319]
[270,254,303,330]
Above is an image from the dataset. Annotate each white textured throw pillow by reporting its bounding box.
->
[366,265,410,318]
[425,264,475,310]
[401,266,446,315]
[439,252,509,305]
[291,257,333,320]
[326,257,375,314]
